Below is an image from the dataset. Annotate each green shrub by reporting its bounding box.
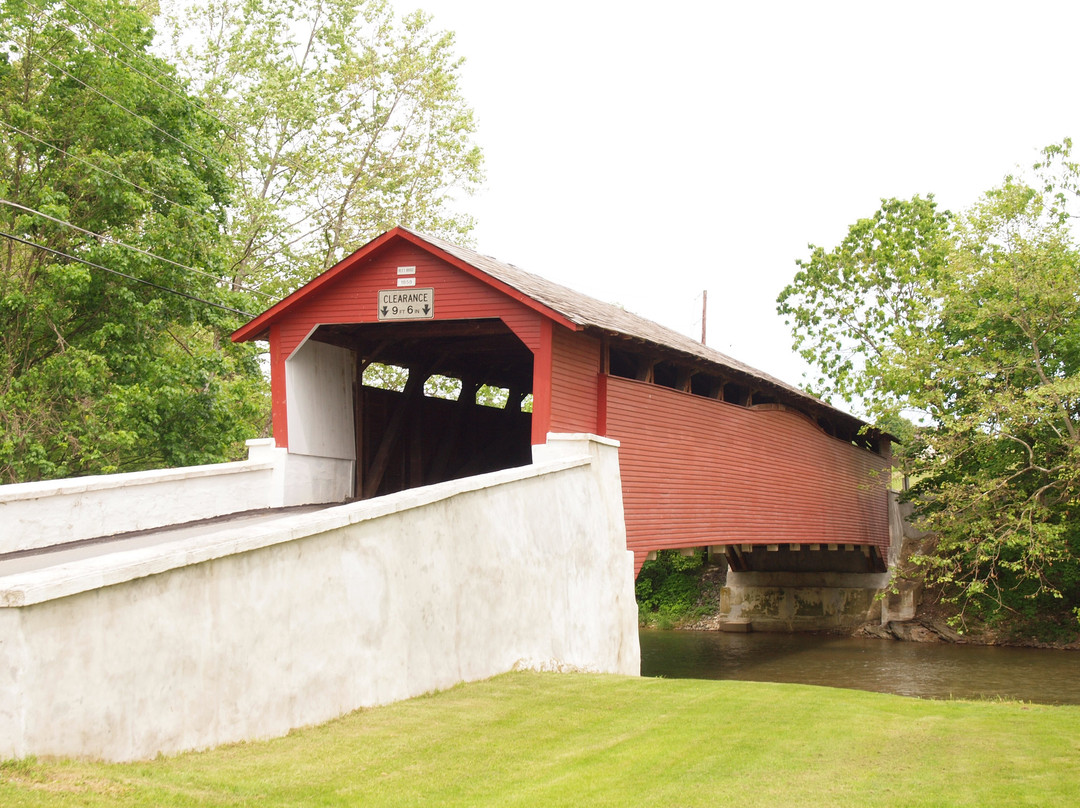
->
[934,524,1080,643]
[636,549,707,626]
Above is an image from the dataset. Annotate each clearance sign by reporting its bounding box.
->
[377,288,434,321]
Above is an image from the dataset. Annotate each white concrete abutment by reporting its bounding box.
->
[0,434,639,761]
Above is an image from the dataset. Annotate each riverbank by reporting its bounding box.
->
[3,672,1077,807]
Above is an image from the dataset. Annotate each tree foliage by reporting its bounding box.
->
[362,362,531,411]
[776,194,951,411]
[162,0,484,298]
[778,142,1080,636]
[636,549,709,628]
[0,0,266,482]
[0,0,486,484]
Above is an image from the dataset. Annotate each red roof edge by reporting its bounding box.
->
[231,227,578,343]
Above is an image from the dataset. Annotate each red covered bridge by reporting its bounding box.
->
[232,227,891,576]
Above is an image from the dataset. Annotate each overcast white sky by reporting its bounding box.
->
[407,0,1080,400]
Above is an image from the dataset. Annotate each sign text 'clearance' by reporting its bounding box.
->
[377,288,434,320]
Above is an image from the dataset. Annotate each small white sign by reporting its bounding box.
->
[378,288,434,320]
[397,266,416,275]
[397,277,416,287]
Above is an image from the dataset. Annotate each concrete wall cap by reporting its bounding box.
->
[0,460,277,504]
[0,454,593,607]
[544,432,621,448]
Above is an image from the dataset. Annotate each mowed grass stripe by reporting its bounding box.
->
[2,672,1077,807]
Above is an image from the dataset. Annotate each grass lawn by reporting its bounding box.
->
[2,672,1077,806]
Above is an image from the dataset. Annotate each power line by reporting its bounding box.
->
[7,9,373,298]
[41,0,332,185]
[2,107,340,282]
[26,45,227,173]
[29,0,244,136]
[0,117,318,299]
[56,0,175,81]
[34,2,326,184]
[17,29,330,224]
[0,198,275,300]
[0,118,219,229]
[0,229,253,318]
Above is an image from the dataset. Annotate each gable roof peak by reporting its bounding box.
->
[232,226,876,436]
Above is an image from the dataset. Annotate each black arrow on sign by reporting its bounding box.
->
[423,304,430,315]
[381,306,389,316]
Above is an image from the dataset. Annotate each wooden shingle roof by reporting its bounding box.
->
[400,228,875,431]
[233,226,876,435]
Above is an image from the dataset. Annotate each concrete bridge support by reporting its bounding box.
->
[698,493,912,632]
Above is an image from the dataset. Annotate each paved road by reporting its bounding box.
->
[0,504,332,577]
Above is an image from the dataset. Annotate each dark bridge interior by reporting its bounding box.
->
[312,319,534,499]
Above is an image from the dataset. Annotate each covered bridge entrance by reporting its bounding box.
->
[232,227,892,576]
[315,318,533,499]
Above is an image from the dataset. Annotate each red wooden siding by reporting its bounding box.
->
[267,242,551,448]
[548,327,601,435]
[274,242,546,361]
[531,320,553,445]
[269,323,289,448]
[603,376,890,566]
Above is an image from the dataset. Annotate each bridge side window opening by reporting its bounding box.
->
[424,374,463,401]
[473,385,532,411]
[396,373,529,412]
[363,362,409,392]
[604,344,882,454]
[474,384,509,408]
[608,347,757,407]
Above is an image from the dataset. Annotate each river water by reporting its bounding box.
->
[639,629,1080,704]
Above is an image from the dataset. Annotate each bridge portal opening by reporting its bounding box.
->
[308,319,534,500]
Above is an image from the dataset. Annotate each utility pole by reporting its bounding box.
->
[701,289,708,345]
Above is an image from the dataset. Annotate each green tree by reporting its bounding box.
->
[0,0,266,482]
[778,142,1080,636]
[162,0,484,298]
[776,194,952,411]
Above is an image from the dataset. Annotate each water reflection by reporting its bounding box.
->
[640,629,1080,704]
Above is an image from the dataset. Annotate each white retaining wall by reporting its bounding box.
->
[0,439,353,555]
[0,435,639,761]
